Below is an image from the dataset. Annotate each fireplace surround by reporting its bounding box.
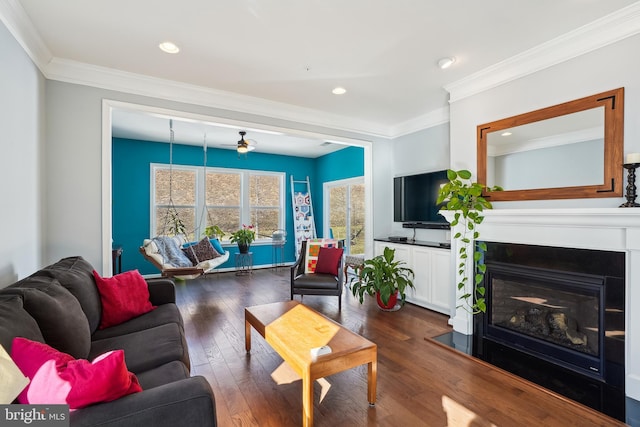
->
[441,208,640,423]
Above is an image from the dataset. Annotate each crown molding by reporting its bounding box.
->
[44,58,392,139]
[390,107,449,137]
[444,2,640,103]
[0,0,51,68]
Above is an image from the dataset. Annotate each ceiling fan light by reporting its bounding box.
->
[237,145,248,154]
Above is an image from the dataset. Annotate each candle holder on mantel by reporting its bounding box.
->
[620,163,640,207]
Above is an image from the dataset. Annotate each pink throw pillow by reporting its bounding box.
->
[93,270,156,329]
[314,247,344,276]
[12,337,142,409]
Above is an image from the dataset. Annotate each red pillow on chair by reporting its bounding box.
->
[314,247,344,276]
[93,270,156,329]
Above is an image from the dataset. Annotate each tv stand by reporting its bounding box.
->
[402,222,450,230]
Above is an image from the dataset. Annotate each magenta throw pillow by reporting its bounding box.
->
[314,247,344,276]
[11,337,142,409]
[93,270,156,329]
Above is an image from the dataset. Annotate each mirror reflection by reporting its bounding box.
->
[486,107,604,191]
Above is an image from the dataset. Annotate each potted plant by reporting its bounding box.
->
[436,169,501,313]
[204,225,225,240]
[351,247,414,310]
[229,225,256,253]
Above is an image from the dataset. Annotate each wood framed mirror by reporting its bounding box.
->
[477,87,624,201]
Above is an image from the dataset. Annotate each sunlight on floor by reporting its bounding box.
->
[270,361,332,402]
[442,395,497,427]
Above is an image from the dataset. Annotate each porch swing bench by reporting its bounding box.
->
[140,235,229,279]
[139,120,231,280]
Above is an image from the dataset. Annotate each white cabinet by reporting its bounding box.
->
[374,241,451,315]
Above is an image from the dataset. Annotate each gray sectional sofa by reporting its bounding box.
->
[0,256,217,427]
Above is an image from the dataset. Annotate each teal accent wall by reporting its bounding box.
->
[314,146,365,236]
[112,138,363,275]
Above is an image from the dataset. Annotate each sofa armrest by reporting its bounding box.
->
[146,279,176,305]
[70,376,216,427]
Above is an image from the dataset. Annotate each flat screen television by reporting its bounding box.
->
[394,170,449,225]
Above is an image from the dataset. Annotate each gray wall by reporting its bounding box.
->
[387,123,450,242]
[0,21,45,286]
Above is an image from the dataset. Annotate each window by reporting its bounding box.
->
[153,167,197,239]
[152,164,284,242]
[324,177,365,255]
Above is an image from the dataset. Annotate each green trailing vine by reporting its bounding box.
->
[436,169,502,313]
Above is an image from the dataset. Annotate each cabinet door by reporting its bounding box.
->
[375,242,411,266]
[430,249,451,314]
[410,246,432,306]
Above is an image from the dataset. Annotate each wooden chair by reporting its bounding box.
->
[290,240,344,309]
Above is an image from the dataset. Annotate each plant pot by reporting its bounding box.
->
[238,243,250,254]
[376,290,398,310]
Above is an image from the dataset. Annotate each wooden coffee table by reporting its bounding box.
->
[245,300,377,427]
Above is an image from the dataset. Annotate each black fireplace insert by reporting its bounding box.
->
[473,242,625,420]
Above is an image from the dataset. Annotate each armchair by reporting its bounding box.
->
[290,240,344,309]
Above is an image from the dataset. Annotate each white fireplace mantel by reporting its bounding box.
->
[441,207,640,402]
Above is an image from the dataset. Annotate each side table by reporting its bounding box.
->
[112,245,123,274]
[235,252,253,276]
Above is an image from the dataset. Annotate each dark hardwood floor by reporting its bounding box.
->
[174,268,626,427]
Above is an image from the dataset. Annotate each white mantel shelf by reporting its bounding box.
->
[441,207,640,402]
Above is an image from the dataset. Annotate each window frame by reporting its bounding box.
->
[150,163,285,243]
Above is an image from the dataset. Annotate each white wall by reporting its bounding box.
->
[450,33,640,209]
[0,21,45,286]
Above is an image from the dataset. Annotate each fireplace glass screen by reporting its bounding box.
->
[490,274,600,357]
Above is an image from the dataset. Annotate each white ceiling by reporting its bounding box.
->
[9,0,640,156]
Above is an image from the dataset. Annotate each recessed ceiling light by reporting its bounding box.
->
[332,87,347,95]
[437,57,456,69]
[501,132,512,136]
[159,41,180,54]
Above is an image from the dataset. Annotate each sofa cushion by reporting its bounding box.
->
[135,360,190,390]
[93,270,156,329]
[0,295,44,353]
[6,276,91,359]
[33,256,102,334]
[90,323,190,373]
[12,337,141,409]
[91,304,183,341]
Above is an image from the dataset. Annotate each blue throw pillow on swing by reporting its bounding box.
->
[210,238,225,256]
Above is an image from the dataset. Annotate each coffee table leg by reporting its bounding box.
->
[245,319,251,352]
[302,369,313,427]
[367,357,377,405]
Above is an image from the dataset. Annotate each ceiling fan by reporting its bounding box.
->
[234,131,257,154]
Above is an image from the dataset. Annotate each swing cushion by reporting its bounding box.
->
[150,236,193,268]
[182,238,220,265]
